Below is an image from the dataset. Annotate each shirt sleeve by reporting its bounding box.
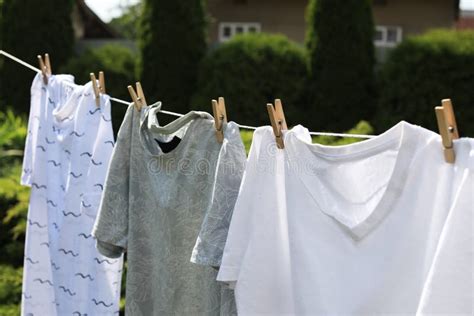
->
[191,122,247,267]
[215,127,265,286]
[92,105,134,258]
[21,74,43,186]
[416,141,474,314]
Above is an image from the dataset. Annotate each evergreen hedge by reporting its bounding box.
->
[0,0,75,113]
[193,33,308,126]
[376,30,474,136]
[305,0,375,132]
[138,0,207,114]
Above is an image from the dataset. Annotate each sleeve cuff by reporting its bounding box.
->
[217,265,239,282]
[96,240,124,259]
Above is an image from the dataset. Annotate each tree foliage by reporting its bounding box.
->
[193,33,308,127]
[138,0,207,113]
[0,0,75,113]
[0,110,28,267]
[376,29,474,136]
[108,2,142,40]
[305,0,375,132]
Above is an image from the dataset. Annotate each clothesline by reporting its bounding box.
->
[0,49,375,139]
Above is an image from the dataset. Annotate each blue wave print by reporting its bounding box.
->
[101,115,112,122]
[64,149,72,155]
[78,233,92,239]
[91,159,102,166]
[94,183,104,190]
[94,257,116,265]
[70,172,83,178]
[104,140,114,147]
[75,273,94,281]
[92,298,113,307]
[51,262,60,270]
[81,201,92,208]
[89,108,100,115]
[59,286,76,296]
[22,292,32,299]
[69,131,85,137]
[45,137,55,144]
[58,248,79,257]
[46,199,57,207]
[62,210,81,218]
[40,242,50,247]
[31,183,47,189]
[33,278,53,286]
[25,257,39,264]
[80,152,92,157]
[28,220,46,228]
[47,160,61,167]
[36,145,46,152]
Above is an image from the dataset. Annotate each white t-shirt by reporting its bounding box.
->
[21,74,123,315]
[218,121,473,315]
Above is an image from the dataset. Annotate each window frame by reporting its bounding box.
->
[374,25,403,47]
[218,22,262,42]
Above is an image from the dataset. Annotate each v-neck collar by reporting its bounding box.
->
[286,121,422,240]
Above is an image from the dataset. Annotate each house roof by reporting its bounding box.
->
[76,0,120,39]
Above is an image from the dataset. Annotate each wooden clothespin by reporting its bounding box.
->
[267,99,288,149]
[90,71,106,107]
[212,97,228,143]
[128,82,147,111]
[435,99,459,164]
[37,54,52,85]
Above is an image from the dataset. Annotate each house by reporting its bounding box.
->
[456,10,474,29]
[207,0,460,60]
[72,0,134,53]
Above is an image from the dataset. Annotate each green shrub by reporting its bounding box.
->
[312,120,374,145]
[0,265,22,306]
[0,110,29,267]
[0,163,29,263]
[60,44,138,134]
[376,29,474,136]
[108,3,142,40]
[0,110,27,170]
[0,304,20,316]
[0,0,75,114]
[138,0,207,113]
[305,0,376,132]
[193,33,308,127]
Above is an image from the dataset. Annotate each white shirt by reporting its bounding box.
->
[21,74,123,315]
[218,121,473,315]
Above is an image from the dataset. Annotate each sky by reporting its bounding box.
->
[86,0,474,23]
[85,0,140,22]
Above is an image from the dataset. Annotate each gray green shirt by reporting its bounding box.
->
[92,103,246,315]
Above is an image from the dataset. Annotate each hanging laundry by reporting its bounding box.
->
[20,74,123,315]
[92,102,247,315]
[218,121,473,315]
